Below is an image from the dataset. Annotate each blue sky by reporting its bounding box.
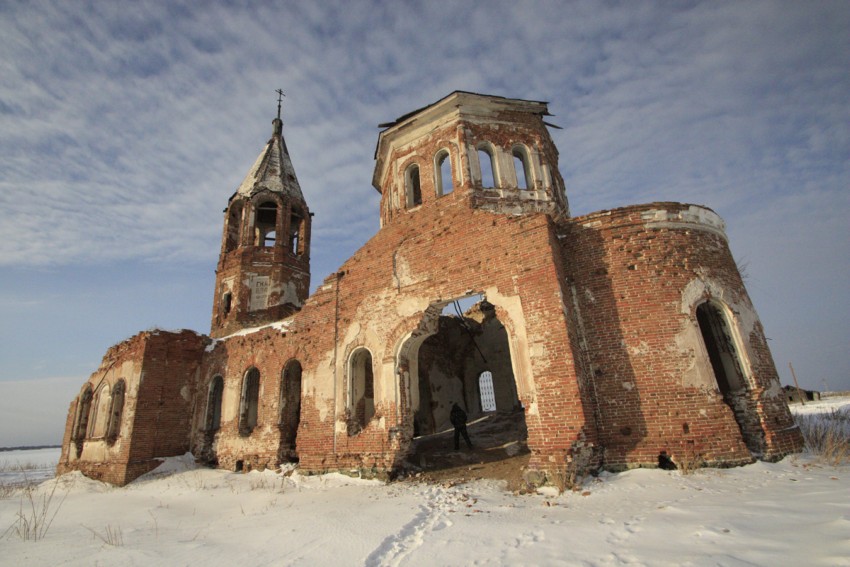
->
[1,0,847,446]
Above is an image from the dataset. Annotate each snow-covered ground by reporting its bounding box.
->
[1,400,848,566]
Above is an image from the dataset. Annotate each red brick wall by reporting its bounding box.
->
[561,203,802,469]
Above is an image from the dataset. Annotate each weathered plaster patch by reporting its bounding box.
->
[627,341,649,356]
[642,205,727,240]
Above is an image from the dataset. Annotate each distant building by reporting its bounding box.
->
[57,92,803,486]
[782,385,821,403]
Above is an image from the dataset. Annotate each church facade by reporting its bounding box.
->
[57,92,803,487]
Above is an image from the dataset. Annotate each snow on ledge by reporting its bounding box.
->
[205,318,294,352]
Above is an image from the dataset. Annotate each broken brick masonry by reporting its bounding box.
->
[57,91,803,487]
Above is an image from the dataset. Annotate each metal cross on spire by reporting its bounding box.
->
[275,89,285,120]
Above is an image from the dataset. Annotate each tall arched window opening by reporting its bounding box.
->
[225,201,243,252]
[478,371,497,412]
[239,368,260,436]
[695,301,764,453]
[289,210,303,255]
[349,349,375,431]
[477,146,496,188]
[435,150,454,195]
[279,360,302,456]
[73,386,93,444]
[106,380,126,444]
[696,302,746,395]
[88,383,111,438]
[405,164,422,207]
[206,375,224,431]
[255,201,278,247]
[512,146,531,190]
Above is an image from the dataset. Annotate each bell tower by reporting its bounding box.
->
[210,96,311,338]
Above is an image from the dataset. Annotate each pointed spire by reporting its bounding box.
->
[235,90,304,202]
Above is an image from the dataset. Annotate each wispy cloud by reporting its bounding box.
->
[0,1,848,443]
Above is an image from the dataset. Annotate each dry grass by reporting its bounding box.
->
[675,450,705,475]
[795,408,850,465]
[2,469,67,541]
[0,460,40,473]
[84,524,124,546]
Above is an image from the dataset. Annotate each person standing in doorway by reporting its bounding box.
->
[450,403,473,450]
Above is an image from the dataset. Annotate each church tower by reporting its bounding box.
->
[372,91,569,226]
[210,102,311,338]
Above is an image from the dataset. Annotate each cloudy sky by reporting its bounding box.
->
[1,1,847,446]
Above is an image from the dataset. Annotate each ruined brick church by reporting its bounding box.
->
[57,92,803,486]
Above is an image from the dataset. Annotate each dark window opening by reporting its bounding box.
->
[222,292,232,316]
[239,368,260,436]
[696,302,745,395]
[73,386,93,455]
[289,211,303,255]
[255,201,278,247]
[106,380,125,444]
[279,360,302,460]
[349,349,374,433]
[225,202,243,252]
[696,301,765,453]
[206,375,224,431]
[406,165,422,207]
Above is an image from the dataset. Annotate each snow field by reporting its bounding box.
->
[0,399,848,566]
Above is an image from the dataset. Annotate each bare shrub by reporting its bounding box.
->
[249,474,285,493]
[795,408,850,465]
[2,470,67,541]
[85,524,124,546]
[675,450,705,475]
[0,484,14,499]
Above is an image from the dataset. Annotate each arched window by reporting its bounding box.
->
[222,291,233,316]
[106,380,126,444]
[478,371,497,412]
[255,201,278,247]
[349,348,374,430]
[405,164,422,207]
[289,210,303,255]
[88,383,111,438]
[73,385,93,444]
[696,302,746,394]
[435,150,454,195]
[224,201,243,252]
[279,360,302,449]
[477,145,496,188]
[239,368,260,436]
[206,375,224,431]
[512,146,532,190]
